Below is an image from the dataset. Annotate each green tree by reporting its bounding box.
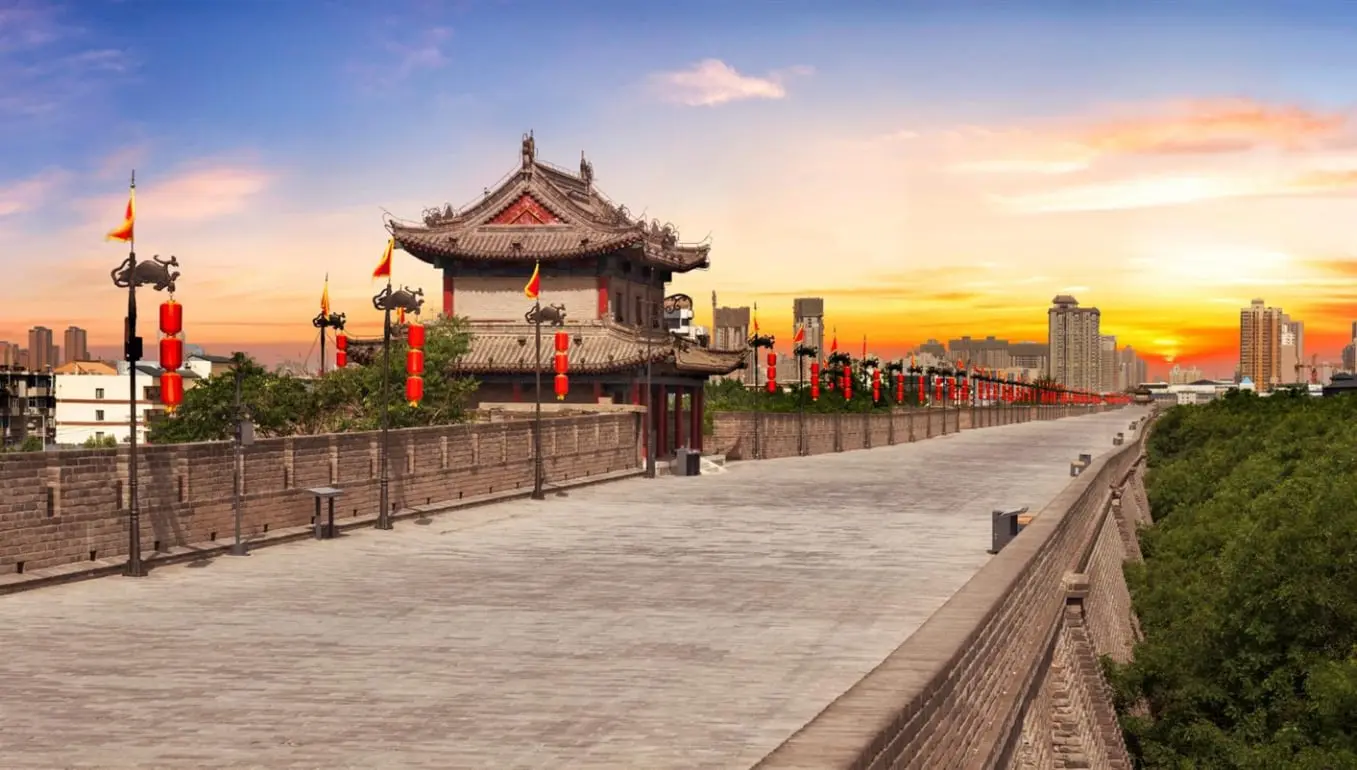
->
[148,316,475,443]
[1109,393,1357,767]
[82,435,118,449]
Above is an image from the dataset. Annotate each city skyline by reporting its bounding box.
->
[4,1,1357,376]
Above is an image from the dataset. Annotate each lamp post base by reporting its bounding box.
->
[530,490,547,501]
[122,561,148,578]
[229,542,250,556]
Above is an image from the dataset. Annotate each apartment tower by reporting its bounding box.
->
[1239,298,1283,389]
[27,326,56,372]
[63,326,89,364]
[792,297,825,356]
[1048,295,1101,392]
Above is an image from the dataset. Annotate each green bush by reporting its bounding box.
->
[1110,391,1357,768]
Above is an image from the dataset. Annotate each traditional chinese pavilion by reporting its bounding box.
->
[383,133,743,457]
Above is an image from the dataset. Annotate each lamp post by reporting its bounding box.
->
[794,343,817,455]
[371,284,424,527]
[229,352,254,556]
[312,309,347,375]
[110,250,181,578]
[645,298,658,478]
[748,330,775,459]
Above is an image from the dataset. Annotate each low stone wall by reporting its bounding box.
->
[754,412,1153,770]
[710,405,1104,460]
[0,412,641,576]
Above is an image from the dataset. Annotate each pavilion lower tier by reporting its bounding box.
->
[471,373,706,459]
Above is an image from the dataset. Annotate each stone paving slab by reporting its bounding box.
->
[0,408,1144,770]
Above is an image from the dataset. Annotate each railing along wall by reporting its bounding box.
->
[755,414,1154,770]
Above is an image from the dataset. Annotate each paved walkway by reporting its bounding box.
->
[0,408,1144,769]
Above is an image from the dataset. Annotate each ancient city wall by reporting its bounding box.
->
[755,413,1153,770]
[0,412,641,577]
[710,405,1104,460]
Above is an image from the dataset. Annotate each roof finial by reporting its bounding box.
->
[579,149,594,189]
[521,130,536,172]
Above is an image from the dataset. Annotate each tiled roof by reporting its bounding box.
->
[346,322,743,376]
[387,144,711,272]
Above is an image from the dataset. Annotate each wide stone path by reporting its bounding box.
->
[0,408,1143,769]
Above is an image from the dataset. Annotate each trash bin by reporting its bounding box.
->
[672,449,702,477]
[989,507,1031,554]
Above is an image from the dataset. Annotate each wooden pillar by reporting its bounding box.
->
[692,385,704,452]
[442,273,454,317]
[658,385,669,457]
[641,383,653,463]
[674,386,685,449]
[511,382,523,402]
[592,381,603,402]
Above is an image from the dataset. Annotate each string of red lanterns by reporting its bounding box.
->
[406,320,425,406]
[554,330,570,400]
[766,352,777,394]
[335,330,348,369]
[809,362,821,401]
[158,299,184,411]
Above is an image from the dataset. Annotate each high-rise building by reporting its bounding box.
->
[948,335,1012,369]
[792,297,825,357]
[1169,364,1203,385]
[1009,342,1050,374]
[1239,298,1283,389]
[27,326,56,372]
[1099,335,1118,393]
[711,303,754,385]
[1278,314,1305,384]
[0,341,17,368]
[63,326,89,363]
[1048,295,1101,391]
[1120,347,1148,389]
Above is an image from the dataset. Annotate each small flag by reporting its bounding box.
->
[397,307,406,325]
[106,184,135,243]
[524,261,541,300]
[753,302,759,334]
[373,238,394,280]
[792,322,805,345]
[862,335,867,358]
[320,275,331,317]
[830,329,838,353]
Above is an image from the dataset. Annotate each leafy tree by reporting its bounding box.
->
[82,435,118,449]
[148,316,475,443]
[1108,393,1357,767]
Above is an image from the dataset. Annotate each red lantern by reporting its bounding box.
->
[554,352,569,375]
[159,336,183,371]
[406,375,424,405]
[160,371,183,410]
[406,349,424,375]
[766,351,777,391]
[842,371,853,400]
[917,375,925,404]
[554,331,569,353]
[406,322,426,349]
[810,362,821,401]
[872,369,882,402]
[159,300,182,336]
[554,373,569,400]
[895,373,904,402]
[335,332,347,351]
[336,349,348,368]
[934,377,943,402]
[947,376,956,401]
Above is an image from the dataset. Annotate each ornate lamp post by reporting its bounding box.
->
[371,284,425,528]
[936,363,953,435]
[110,250,181,578]
[794,342,817,455]
[312,308,347,375]
[748,331,776,389]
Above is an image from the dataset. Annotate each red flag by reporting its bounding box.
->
[106,185,135,243]
[373,238,393,280]
[524,261,541,300]
[792,323,805,345]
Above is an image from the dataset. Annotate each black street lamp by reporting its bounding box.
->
[794,343,817,455]
[312,308,347,375]
[229,352,254,557]
[110,249,182,578]
[371,284,425,528]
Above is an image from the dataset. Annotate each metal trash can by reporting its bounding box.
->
[989,507,1031,554]
[673,449,702,477]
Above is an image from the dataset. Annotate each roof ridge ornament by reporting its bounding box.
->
[580,150,594,190]
[521,131,536,174]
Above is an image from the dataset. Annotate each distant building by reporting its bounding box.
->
[1009,342,1050,374]
[0,341,18,368]
[1279,314,1305,384]
[948,335,1011,369]
[27,326,56,372]
[1240,298,1282,390]
[0,370,56,448]
[62,326,89,363]
[1120,347,1148,390]
[711,303,753,385]
[1169,364,1203,385]
[792,297,825,357]
[1099,335,1118,393]
[917,338,946,359]
[1048,295,1100,392]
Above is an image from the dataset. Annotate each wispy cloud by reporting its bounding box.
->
[948,98,1352,176]
[0,168,71,216]
[350,26,451,90]
[648,59,813,107]
[74,162,275,226]
[998,167,1357,214]
[0,2,133,119]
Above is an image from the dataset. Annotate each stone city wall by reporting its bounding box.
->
[0,412,641,577]
[710,405,1107,460]
[754,412,1153,770]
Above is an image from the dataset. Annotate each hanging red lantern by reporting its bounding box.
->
[406,322,426,349]
[843,370,853,400]
[917,375,926,404]
[336,349,348,368]
[554,352,568,375]
[810,362,820,401]
[872,369,882,402]
[895,372,904,402]
[159,336,183,371]
[406,375,424,405]
[934,377,943,402]
[406,348,424,375]
[554,331,569,353]
[947,376,956,401]
[961,377,969,402]
[159,300,182,336]
[554,373,569,400]
[160,371,184,410]
[335,332,348,351]
[766,351,777,392]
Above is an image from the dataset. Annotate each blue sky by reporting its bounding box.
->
[4,0,1357,374]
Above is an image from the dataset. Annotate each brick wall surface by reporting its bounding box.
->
[710,405,1097,460]
[754,410,1153,770]
[0,412,640,576]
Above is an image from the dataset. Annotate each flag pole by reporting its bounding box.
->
[319,273,328,376]
[531,294,545,500]
[376,272,394,529]
[123,170,145,577]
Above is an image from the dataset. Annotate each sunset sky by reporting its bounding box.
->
[4,0,1357,379]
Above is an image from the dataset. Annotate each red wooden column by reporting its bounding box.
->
[657,385,669,457]
[673,386,685,450]
[640,382,651,463]
[691,385,704,452]
[442,273,455,316]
